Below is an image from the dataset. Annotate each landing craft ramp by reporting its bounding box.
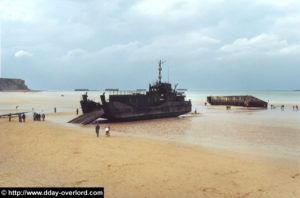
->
[68,110,104,125]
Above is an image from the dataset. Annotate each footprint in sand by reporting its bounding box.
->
[291,173,299,179]
[74,180,88,185]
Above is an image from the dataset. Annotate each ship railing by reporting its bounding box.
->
[105,89,147,96]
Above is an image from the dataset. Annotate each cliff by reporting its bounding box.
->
[0,78,29,91]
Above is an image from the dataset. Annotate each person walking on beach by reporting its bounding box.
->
[76,108,79,115]
[95,124,100,137]
[22,114,26,122]
[18,114,22,122]
[54,107,56,113]
[281,105,284,111]
[8,113,11,122]
[42,114,45,121]
[296,105,299,111]
[105,126,110,137]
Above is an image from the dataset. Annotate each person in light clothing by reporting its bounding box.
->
[105,126,110,137]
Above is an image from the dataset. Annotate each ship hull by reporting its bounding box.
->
[101,101,191,121]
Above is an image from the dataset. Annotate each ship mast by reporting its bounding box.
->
[158,60,165,84]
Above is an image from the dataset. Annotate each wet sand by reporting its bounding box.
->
[0,91,300,197]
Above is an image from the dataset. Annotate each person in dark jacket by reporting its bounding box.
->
[22,114,26,122]
[95,124,100,137]
[18,114,22,122]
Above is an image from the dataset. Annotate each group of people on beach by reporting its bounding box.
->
[204,102,298,111]
[8,113,26,122]
[292,105,299,111]
[270,104,298,111]
[7,112,46,122]
[95,124,110,137]
[33,112,45,121]
[17,114,26,122]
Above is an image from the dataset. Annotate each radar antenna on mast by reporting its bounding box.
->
[158,60,166,83]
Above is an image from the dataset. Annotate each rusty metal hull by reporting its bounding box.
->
[207,95,267,108]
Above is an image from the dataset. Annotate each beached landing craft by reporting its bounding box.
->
[69,60,192,124]
[207,96,268,108]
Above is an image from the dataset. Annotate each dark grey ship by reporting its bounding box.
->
[71,61,192,123]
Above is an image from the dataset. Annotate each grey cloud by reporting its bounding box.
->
[1,0,300,90]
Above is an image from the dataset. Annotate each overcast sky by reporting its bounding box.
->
[0,0,300,90]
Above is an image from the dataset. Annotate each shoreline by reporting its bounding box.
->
[0,89,42,92]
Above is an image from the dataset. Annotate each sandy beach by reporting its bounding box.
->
[0,118,299,198]
[0,91,300,197]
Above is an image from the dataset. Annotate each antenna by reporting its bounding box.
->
[158,59,166,83]
[174,83,178,91]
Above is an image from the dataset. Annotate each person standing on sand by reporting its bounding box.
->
[54,107,56,113]
[22,114,26,122]
[42,114,45,121]
[18,114,22,122]
[105,126,110,137]
[95,124,100,137]
[76,108,79,115]
[8,113,11,122]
